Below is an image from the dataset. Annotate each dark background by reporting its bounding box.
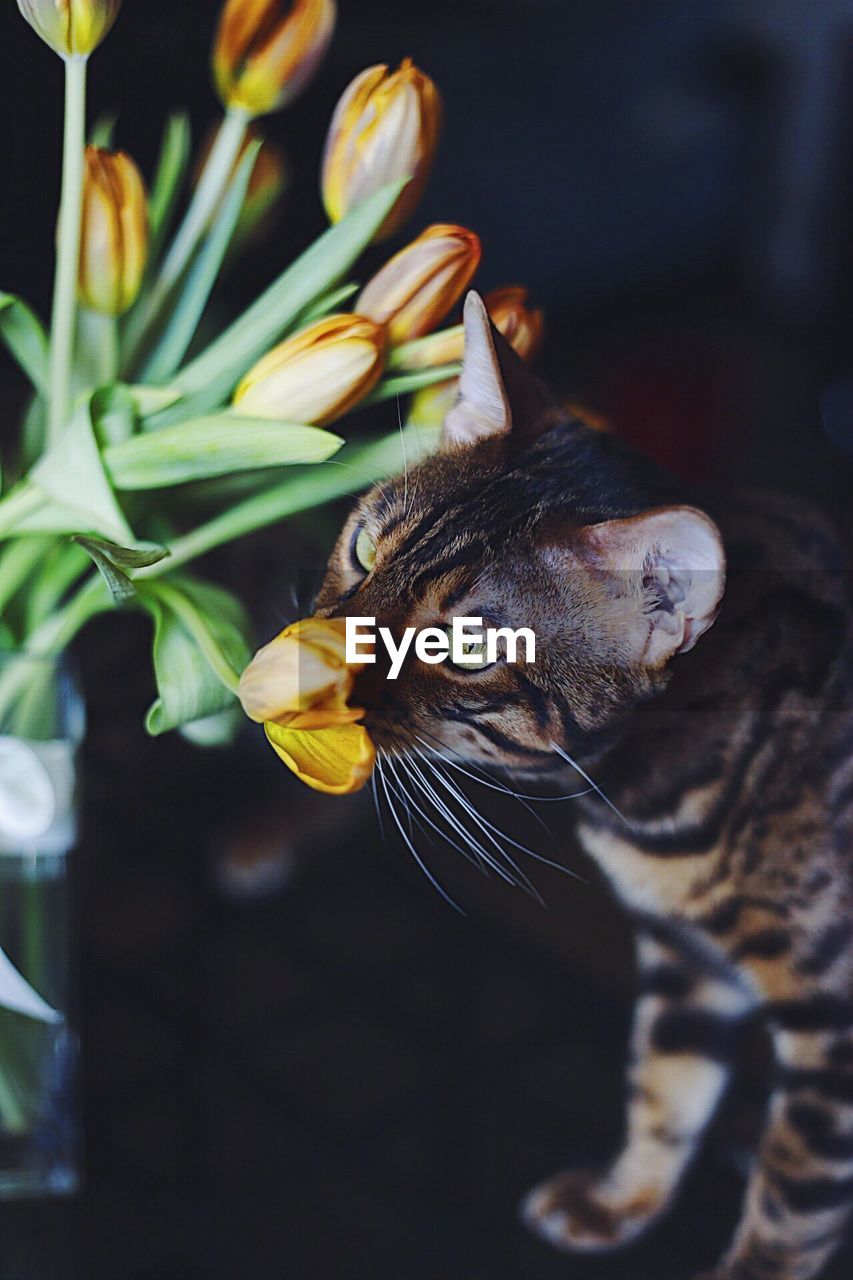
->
[2,1,853,1277]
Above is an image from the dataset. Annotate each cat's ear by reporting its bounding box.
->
[441,292,559,449]
[579,506,725,666]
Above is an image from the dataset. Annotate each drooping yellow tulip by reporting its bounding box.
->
[213,0,336,118]
[264,720,375,795]
[233,314,385,426]
[239,617,376,794]
[357,224,481,345]
[322,58,441,242]
[17,0,121,58]
[78,146,148,316]
[239,617,360,727]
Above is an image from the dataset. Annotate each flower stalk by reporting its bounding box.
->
[48,55,87,447]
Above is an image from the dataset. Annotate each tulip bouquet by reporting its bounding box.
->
[0,0,544,774]
[0,1,549,1168]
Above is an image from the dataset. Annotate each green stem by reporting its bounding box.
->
[23,541,90,636]
[26,574,110,657]
[0,537,55,617]
[48,56,88,449]
[0,576,109,729]
[77,308,118,387]
[122,108,249,373]
[0,485,46,540]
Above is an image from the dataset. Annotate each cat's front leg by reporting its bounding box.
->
[522,930,753,1253]
[705,1004,853,1280]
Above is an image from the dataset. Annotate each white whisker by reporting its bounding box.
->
[399,753,520,886]
[415,732,593,804]
[417,752,544,902]
[376,755,464,914]
[550,741,629,826]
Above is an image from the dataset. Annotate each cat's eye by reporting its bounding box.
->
[353,526,377,573]
[444,627,495,671]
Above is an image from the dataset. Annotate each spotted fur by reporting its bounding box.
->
[315,294,853,1279]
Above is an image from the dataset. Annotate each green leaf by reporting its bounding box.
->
[137,424,441,575]
[153,179,408,426]
[138,576,251,735]
[147,113,191,268]
[31,399,134,544]
[0,293,49,394]
[291,283,359,330]
[73,535,169,606]
[127,384,182,416]
[365,364,462,404]
[89,111,117,148]
[91,384,137,448]
[179,707,240,748]
[72,540,133,605]
[104,412,343,490]
[141,142,260,384]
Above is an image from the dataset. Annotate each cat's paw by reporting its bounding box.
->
[521,1168,666,1253]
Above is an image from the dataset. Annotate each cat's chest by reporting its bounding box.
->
[576,820,719,915]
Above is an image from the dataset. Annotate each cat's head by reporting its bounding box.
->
[315,293,725,775]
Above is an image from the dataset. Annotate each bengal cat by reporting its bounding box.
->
[314,293,853,1280]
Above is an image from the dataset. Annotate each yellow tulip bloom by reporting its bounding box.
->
[17,0,121,58]
[322,58,441,242]
[78,146,148,316]
[264,721,375,795]
[239,617,375,794]
[357,224,481,346]
[233,314,385,426]
[214,0,336,118]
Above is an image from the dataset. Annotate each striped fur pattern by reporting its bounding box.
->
[314,295,853,1279]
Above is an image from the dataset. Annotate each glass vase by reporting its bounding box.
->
[0,650,84,1198]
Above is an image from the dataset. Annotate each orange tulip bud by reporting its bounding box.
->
[322,58,441,242]
[78,146,148,316]
[392,284,544,372]
[214,0,336,118]
[17,0,121,57]
[357,224,481,345]
[483,286,545,363]
[233,314,385,425]
[239,616,376,794]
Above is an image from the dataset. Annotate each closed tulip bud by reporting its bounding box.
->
[214,0,336,118]
[322,58,441,242]
[78,146,148,316]
[483,286,545,363]
[233,314,385,425]
[357,224,481,346]
[404,287,544,424]
[17,0,121,58]
[195,124,289,249]
[392,284,544,372]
